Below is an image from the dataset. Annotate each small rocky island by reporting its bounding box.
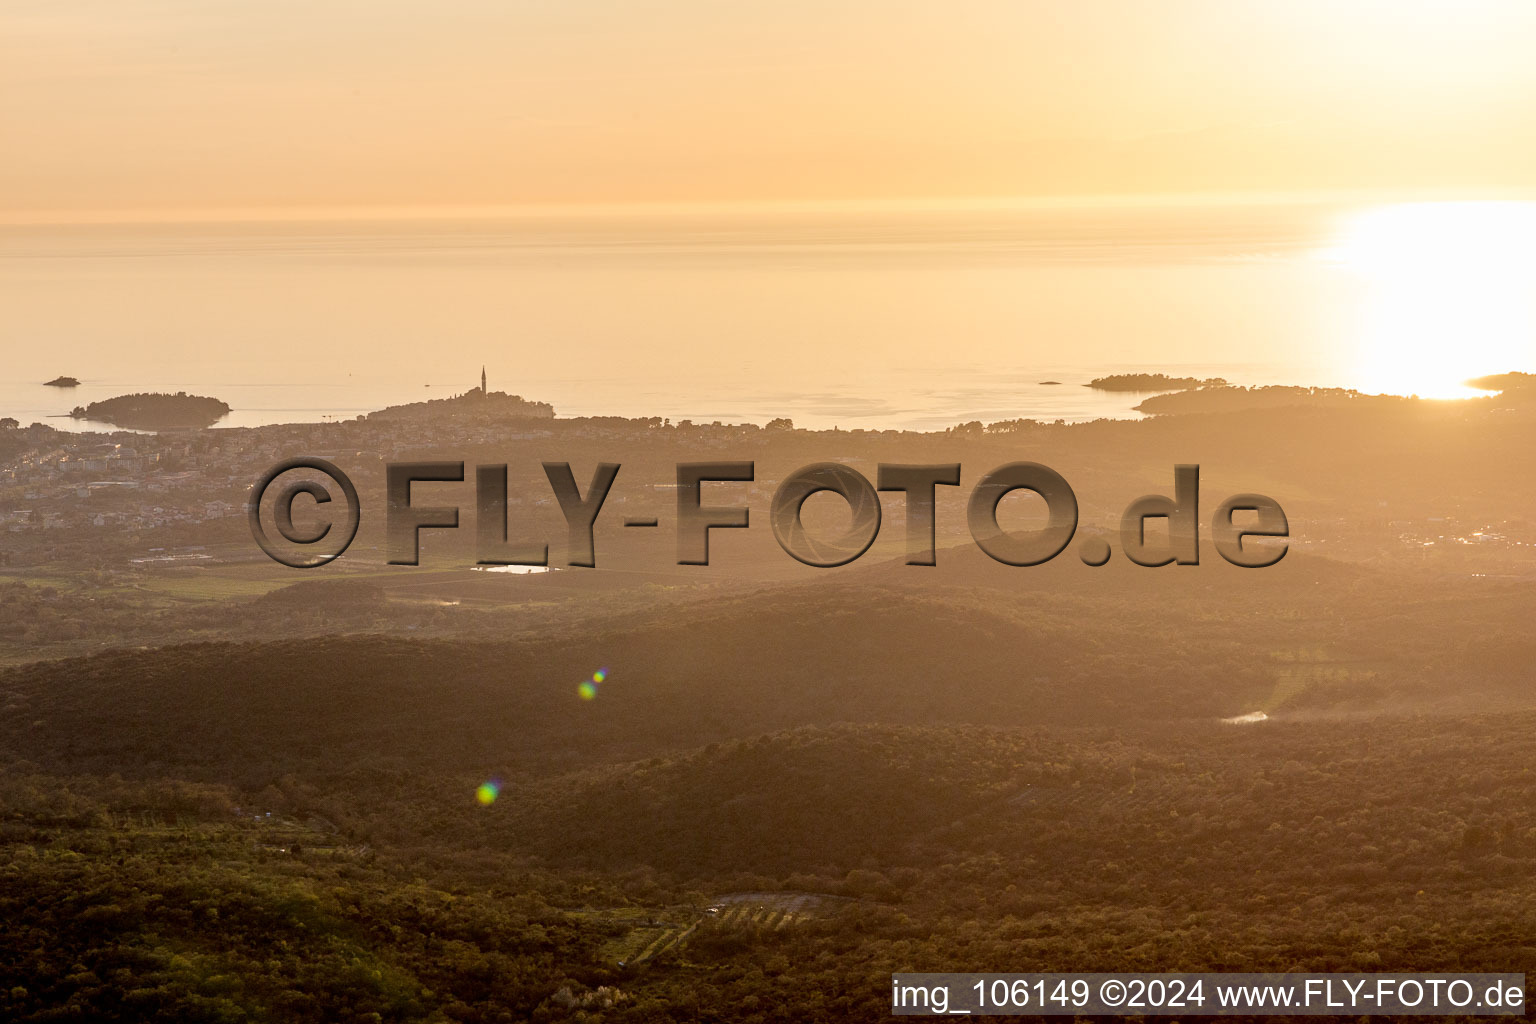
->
[71,392,231,430]
[44,376,81,387]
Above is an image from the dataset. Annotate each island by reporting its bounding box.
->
[1037,380,1063,385]
[44,376,81,387]
[1086,373,1228,391]
[70,392,231,430]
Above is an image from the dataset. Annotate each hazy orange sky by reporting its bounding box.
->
[6,0,1536,219]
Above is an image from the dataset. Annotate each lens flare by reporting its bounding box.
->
[593,668,608,683]
[475,780,500,806]
[578,680,598,700]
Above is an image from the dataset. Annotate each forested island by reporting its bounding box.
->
[70,392,231,430]
[44,376,80,387]
[1087,372,1227,391]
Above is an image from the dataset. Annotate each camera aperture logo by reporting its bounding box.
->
[249,457,1288,571]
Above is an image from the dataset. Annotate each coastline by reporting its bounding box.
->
[2,362,1322,435]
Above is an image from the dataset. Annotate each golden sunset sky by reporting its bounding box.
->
[5,0,1536,219]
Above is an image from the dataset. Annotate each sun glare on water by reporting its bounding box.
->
[1326,202,1536,399]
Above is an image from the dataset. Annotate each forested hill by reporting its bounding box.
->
[4,564,1536,1019]
[1,549,1530,788]
[0,588,1235,783]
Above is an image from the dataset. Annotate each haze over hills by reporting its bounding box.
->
[2,544,1530,795]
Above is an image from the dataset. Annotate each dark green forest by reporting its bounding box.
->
[3,559,1535,1022]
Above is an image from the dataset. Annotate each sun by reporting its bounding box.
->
[1325,202,1536,399]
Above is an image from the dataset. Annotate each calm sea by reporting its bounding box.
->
[0,200,1389,432]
